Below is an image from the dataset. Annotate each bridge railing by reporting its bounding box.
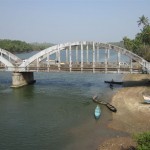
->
[0,62,142,73]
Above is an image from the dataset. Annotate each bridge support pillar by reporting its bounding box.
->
[11,72,36,88]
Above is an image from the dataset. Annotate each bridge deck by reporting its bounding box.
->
[0,62,142,73]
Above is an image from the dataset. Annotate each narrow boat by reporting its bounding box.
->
[104,81,123,85]
[92,95,117,112]
[109,83,113,89]
[93,95,98,100]
[106,103,117,112]
[94,105,101,119]
[92,96,107,105]
[143,95,150,104]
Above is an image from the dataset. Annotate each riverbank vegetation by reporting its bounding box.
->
[123,15,150,61]
[134,131,150,150]
[0,39,54,53]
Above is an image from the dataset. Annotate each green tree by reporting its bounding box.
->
[123,15,150,61]
[0,39,53,53]
[137,15,149,27]
[123,36,134,51]
[141,25,150,45]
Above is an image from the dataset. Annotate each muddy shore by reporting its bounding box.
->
[99,74,150,150]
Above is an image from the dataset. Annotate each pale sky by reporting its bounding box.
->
[0,0,150,44]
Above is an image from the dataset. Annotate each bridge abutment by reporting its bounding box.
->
[11,72,36,88]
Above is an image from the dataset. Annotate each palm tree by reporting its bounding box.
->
[137,15,149,27]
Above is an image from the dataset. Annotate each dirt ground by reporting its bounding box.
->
[99,74,150,150]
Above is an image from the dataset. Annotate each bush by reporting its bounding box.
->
[134,131,150,150]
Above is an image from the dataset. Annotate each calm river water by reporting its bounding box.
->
[0,52,127,150]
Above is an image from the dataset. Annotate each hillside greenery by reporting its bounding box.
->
[0,39,54,53]
[123,15,150,61]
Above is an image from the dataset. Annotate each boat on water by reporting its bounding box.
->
[92,95,117,112]
[94,105,101,119]
[143,95,150,104]
[104,81,123,85]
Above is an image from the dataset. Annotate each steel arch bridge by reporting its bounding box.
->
[0,41,150,74]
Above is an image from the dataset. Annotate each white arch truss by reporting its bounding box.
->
[19,41,150,72]
[1,41,149,73]
[0,55,15,71]
[0,48,22,64]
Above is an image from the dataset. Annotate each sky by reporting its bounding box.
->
[0,0,150,44]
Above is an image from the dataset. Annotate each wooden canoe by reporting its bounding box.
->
[92,95,117,112]
[106,103,117,112]
[104,81,123,85]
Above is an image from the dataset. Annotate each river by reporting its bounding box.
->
[0,51,128,150]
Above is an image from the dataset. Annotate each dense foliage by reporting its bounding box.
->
[123,15,150,61]
[0,39,53,53]
[134,131,150,150]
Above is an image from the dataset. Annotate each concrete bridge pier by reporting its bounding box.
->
[11,72,36,88]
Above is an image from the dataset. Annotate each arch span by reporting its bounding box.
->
[0,48,22,65]
[19,41,150,72]
[0,56,15,71]
[19,41,81,70]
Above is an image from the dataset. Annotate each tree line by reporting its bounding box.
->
[0,39,54,53]
[123,15,150,61]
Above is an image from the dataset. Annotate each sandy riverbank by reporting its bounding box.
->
[99,74,150,150]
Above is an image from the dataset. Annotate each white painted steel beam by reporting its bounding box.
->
[86,44,89,64]
[66,48,68,63]
[105,49,108,73]
[81,42,83,71]
[93,42,95,73]
[76,46,78,64]
[69,44,72,72]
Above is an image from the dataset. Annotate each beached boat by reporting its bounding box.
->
[92,96,107,105]
[94,105,101,119]
[93,95,98,101]
[106,103,117,112]
[143,95,150,104]
[92,95,117,112]
[104,81,123,85]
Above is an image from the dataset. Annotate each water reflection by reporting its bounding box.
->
[12,85,35,100]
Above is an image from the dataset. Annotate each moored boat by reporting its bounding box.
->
[92,95,117,112]
[106,103,117,112]
[94,105,101,119]
[143,95,150,104]
[104,81,123,85]
[93,95,98,100]
[92,96,107,105]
